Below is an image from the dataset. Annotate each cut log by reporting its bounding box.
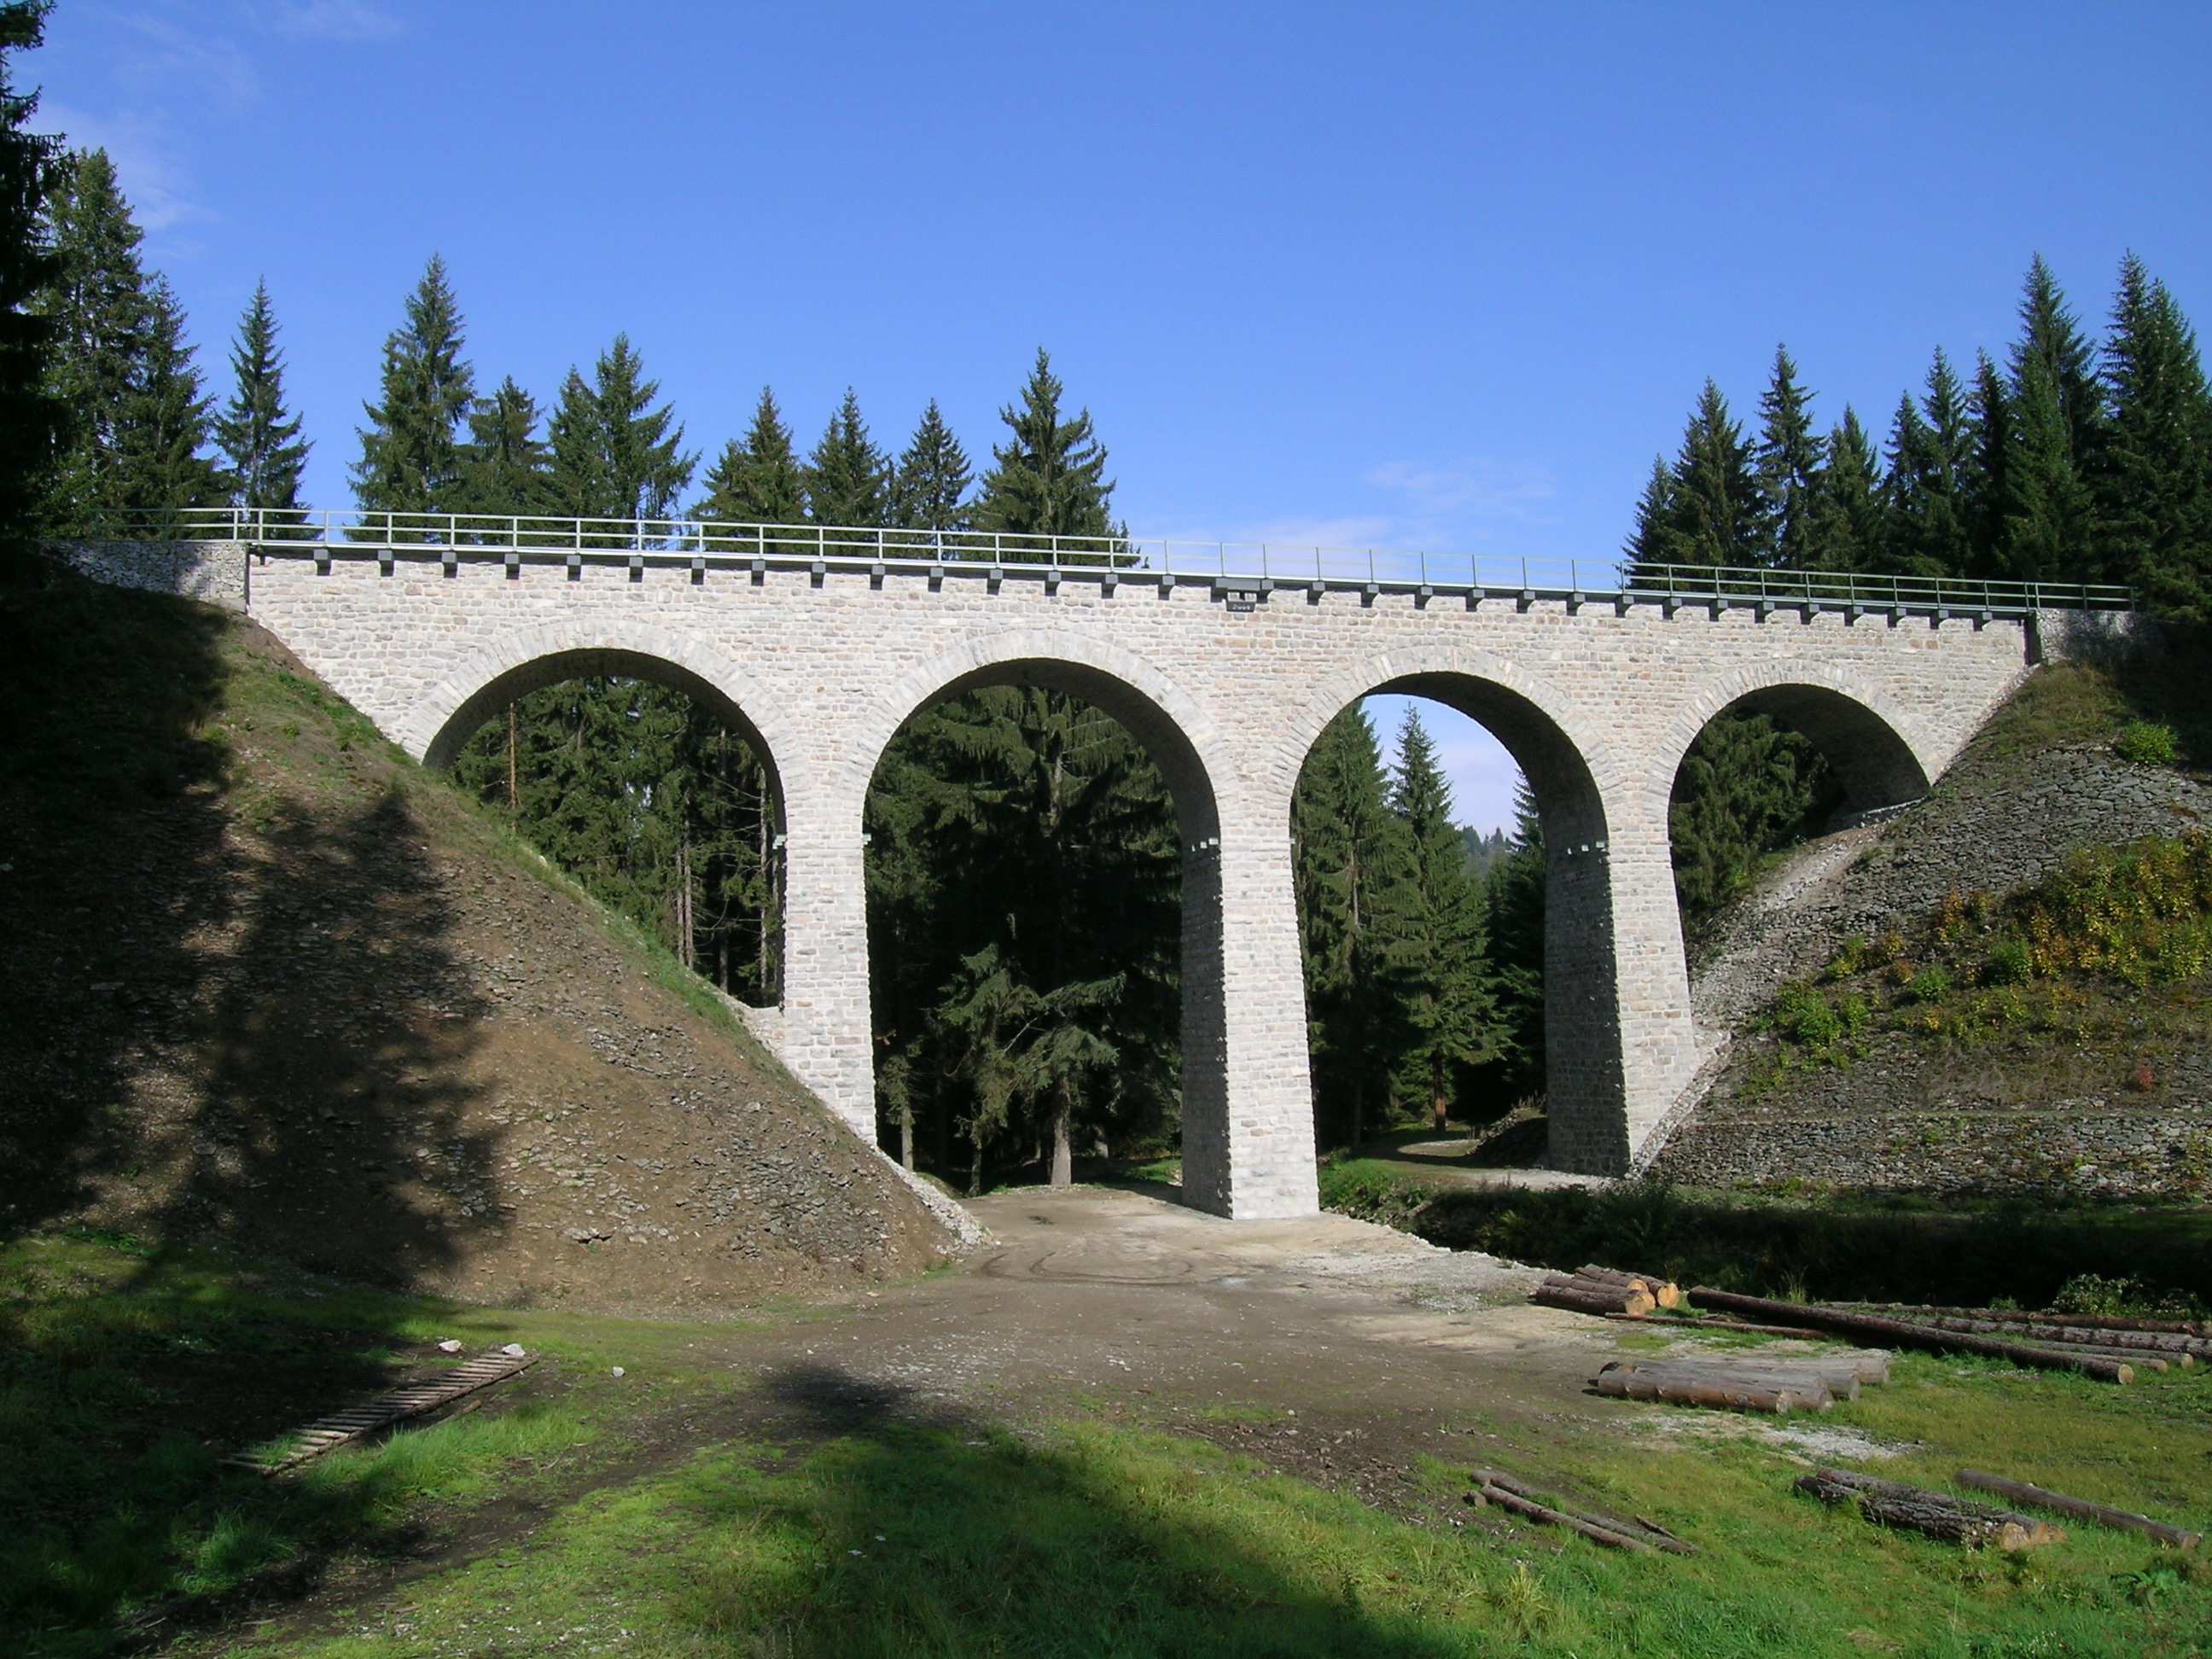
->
[1599,1358,1860,1401]
[1576,1265,1682,1309]
[1795,1472,2059,1551]
[1903,1315,2211,1359]
[1984,1340,2171,1373]
[1535,1278,1656,1318]
[1593,1366,1830,1414]
[1686,1289,2134,1382]
[1955,1470,2201,1549]
[1685,1316,1849,1342]
[1476,1481,1656,1552]
[1468,1469,1697,1554]
[1853,1305,2209,1337]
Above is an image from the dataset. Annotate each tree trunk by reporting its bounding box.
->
[900,1109,914,1173]
[756,766,772,997]
[505,701,518,812]
[1954,1470,2200,1549]
[1349,1077,1365,1154]
[1051,1080,1074,1187]
[1687,1289,2137,1382]
[1431,1052,1448,1134]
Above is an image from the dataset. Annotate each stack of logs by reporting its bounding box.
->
[1467,1469,1696,1555]
[1687,1289,2212,1385]
[1533,1265,1681,1318]
[1594,1350,1888,1415]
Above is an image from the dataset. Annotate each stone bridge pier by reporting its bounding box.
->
[65,536,2079,1219]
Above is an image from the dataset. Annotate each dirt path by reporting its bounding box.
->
[235,1185,1901,1651]
[676,1185,1627,1511]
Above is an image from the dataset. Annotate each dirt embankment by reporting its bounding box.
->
[1650,657,2212,1195]
[1,575,955,1313]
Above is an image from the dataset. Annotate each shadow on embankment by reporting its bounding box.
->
[1,563,503,1278]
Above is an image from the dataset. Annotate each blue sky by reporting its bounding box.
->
[27,2,2210,832]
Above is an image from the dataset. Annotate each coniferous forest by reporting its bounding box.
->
[9,24,2212,1188]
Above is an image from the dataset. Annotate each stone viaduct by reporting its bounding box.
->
[66,528,2111,1220]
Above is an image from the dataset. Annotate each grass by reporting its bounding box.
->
[200,1370,2212,1659]
[3,1230,2209,1656]
[0,1231,731,1656]
[1318,1164,2212,1313]
[1953,651,2212,776]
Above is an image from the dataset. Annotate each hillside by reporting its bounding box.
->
[1650,642,2212,1196]
[0,570,958,1313]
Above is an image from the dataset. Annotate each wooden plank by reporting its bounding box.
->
[230,1349,538,1476]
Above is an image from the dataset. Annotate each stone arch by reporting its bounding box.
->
[850,628,1230,842]
[1654,663,1937,819]
[850,628,1254,1210]
[1276,647,1622,846]
[1276,647,1646,1172]
[414,622,804,815]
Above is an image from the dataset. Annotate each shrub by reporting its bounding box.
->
[1904,964,1952,1004]
[2115,721,2179,766]
[1983,934,2033,986]
[1824,934,1870,981]
[1773,982,1842,1047]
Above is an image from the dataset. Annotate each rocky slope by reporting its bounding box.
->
[0,572,958,1313]
[1646,654,2212,1196]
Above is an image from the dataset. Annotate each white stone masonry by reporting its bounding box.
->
[69,540,2049,1219]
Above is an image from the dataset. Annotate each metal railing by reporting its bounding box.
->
[89,507,2135,614]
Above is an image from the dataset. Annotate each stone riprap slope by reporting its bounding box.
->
[1650,662,2212,1195]
[0,575,957,1313]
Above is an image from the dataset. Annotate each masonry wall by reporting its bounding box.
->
[67,539,2047,1217]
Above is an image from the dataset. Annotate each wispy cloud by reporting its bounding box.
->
[43,102,213,235]
[117,13,260,108]
[267,0,403,42]
[1362,457,1558,525]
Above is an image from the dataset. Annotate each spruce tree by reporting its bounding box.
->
[38,148,148,531]
[2097,253,2212,614]
[1877,380,1965,579]
[1669,715,1834,926]
[1662,380,1766,568]
[805,386,888,529]
[973,347,1115,551]
[213,279,309,528]
[457,375,550,520]
[1878,348,1974,579]
[1755,344,1825,569]
[1999,351,2096,584]
[1809,406,1883,571]
[352,253,474,527]
[1961,350,2013,576]
[2010,254,2104,485]
[891,397,972,532]
[1387,706,1501,1132]
[110,275,224,524]
[1292,705,1413,1150]
[544,336,694,533]
[591,333,694,522]
[1481,779,1545,1097]
[0,0,60,549]
[696,387,806,529]
[1621,453,1677,578]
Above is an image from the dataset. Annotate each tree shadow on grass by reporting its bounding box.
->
[0,569,517,1652]
[709,1362,1484,1658]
